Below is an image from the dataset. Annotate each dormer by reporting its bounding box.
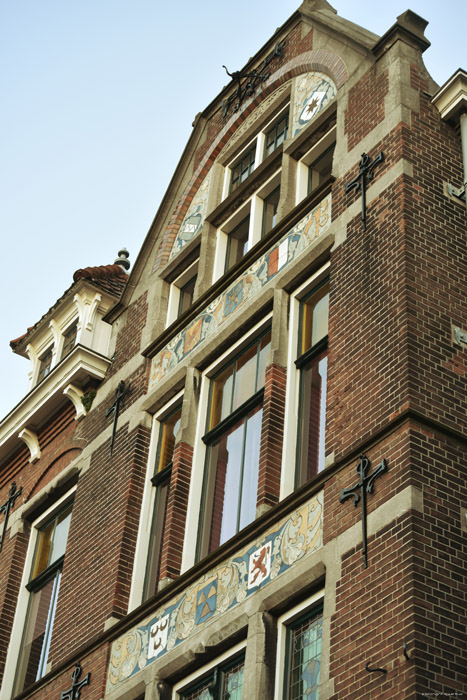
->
[0,251,129,463]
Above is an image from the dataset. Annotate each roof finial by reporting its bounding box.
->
[114,248,130,271]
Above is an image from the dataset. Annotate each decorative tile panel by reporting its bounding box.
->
[149,194,331,391]
[293,72,336,136]
[169,172,212,260]
[106,490,322,692]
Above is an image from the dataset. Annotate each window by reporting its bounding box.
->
[179,652,245,700]
[178,275,197,317]
[295,282,329,486]
[14,503,73,694]
[264,109,289,157]
[166,259,199,326]
[231,144,256,193]
[61,323,78,360]
[283,605,323,700]
[197,330,270,559]
[262,186,280,237]
[308,144,334,195]
[295,126,336,204]
[225,215,250,272]
[144,405,182,599]
[37,348,53,384]
[224,104,289,199]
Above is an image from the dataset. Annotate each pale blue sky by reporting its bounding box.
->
[1,0,465,420]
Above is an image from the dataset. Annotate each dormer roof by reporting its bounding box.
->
[10,263,127,356]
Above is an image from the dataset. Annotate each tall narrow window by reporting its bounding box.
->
[14,503,73,694]
[284,606,323,700]
[296,282,329,486]
[198,330,270,559]
[308,144,335,195]
[264,110,289,157]
[230,144,256,193]
[180,652,245,700]
[178,275,197,317]
[225,215,250,272]
[37,349,53,384]
[61,323,78,360]
[144,405,182,599]
[262,186,281,237]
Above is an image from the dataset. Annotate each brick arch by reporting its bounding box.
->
[153,50,347,270]
[26,445,83,501]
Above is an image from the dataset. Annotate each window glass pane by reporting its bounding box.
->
[14,573,61,693]
[238,405,262,531]
[232,343,257,411]
[226,216,250,271]
[183,685,212,700]
[210,365,234,429]
[208,420,245,551]
[308,144,335,194]
[265,111,289,158]
[209,331,270,430]
[301,283,329,354]
[286,609,322,700]
[37,350,52,384]
[231,144,256,192]
[156,407,182,473]
[144,478,170,599]
[297,351,327,485]
[61,324,77,359]
[206,405,261,553]
[49,506,72,564]
[178,275,197,317]
[262,187,280,237]
[222,658,244,699]
[32,504,72,578]
[256,331,271,390]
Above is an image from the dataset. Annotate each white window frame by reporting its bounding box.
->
[181,312,272,573]
[1,488,76,700]
[166,260,199,327]
[128,391,184,611]
[222,103,290,201]
[213,171,281,283]
[296,125,336,205]
[173,640,247,699]
[274,589,324,700]
[281,263,330,500]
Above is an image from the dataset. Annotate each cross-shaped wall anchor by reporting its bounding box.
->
[0,482,22,553]
[339,454,388,568]
[345,152,384,231]
[106,380,130,455]
[59,663,90,700]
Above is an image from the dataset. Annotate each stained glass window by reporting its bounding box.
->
[285,608,322,700]
[181,654,244,699]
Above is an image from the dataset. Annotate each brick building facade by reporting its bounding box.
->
[0,2,466,699]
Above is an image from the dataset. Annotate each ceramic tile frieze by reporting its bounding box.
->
[149,194,331,391]
[293,72,336,136]
[106,490,323,691]
[169,172,212,260]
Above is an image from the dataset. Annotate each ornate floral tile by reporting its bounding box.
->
[107,490,323,691]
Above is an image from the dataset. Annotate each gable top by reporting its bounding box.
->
[10,263,127,356]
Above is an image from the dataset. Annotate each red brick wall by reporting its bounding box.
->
[110,291,148,374]
[159,441,193,582]
[257,362,287,508]
[49,423,150,667]
[325,423,467,698]
[344,66,389,151]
